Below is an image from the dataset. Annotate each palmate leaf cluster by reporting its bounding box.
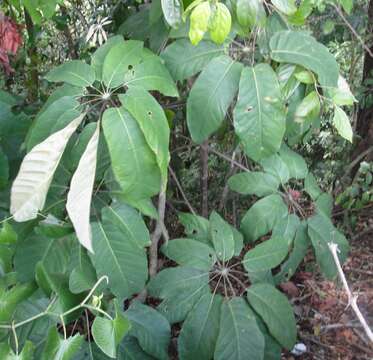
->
[0,0,357,358]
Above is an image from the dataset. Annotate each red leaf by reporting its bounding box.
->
[0,12,22,73]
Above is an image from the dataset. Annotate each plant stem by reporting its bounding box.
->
[200,140,209,217]
[149,184,168,278]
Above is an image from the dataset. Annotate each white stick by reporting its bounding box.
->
[328,242,373,343]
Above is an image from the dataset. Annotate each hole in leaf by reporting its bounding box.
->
[147,111,152,116]
[246,106,253,112]
[128,64,133,70]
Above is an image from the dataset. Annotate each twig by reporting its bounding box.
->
[219,151,238,211]
[328,243,373,343]
[200,140,209,217]
[168,166,197,215]
[331,4,373,59]
[208,146,250,172]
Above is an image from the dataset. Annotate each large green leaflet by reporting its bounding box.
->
[161,39,224,81]
[307,214,349,279]
[210,211,235,262]
[161,238,216,271]
[91,35,124,80]
[102,106,161,206]
[126,301,171,360]
[228,171,280,197]
[234,64,286,161]
[240,194,288,242]
[187,55,242,143]
[214,297,265,360]
[90,205,149,300]
[102,40,144,88]
[178,293,222,360]
[242,236,289,273]
[247,283,297,350]
[119,89,170,183]
[45,60,95,88]
[147,266,209,323]
[27,96,80,151]
[123,57,179,97]
[270,30,339,89]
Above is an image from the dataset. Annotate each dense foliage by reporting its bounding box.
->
[0,0,371,359]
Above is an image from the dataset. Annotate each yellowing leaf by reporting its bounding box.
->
[11,114,85,222]
[189,2,211,45]
[66,121,100,253]
[209,3,231,45]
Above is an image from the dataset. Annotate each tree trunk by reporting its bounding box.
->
[354,0,373,161]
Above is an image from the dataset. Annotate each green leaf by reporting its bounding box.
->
[14,235,73,282]
[330,75,356,106]
[102,41,143,88]
[307,214,349,279]
[247,283,297,349]
[161,0,182,27]
[237,0,266,28]
[274,222,310,284]
[270,30,339,89]
[272,0,297,15]
[0,146,9,189]
[304,172,322,200]
[234,64,286,161]
[240,194,288,242]
[294,91,320,122]
[91,35,124,81]
[0,282,37,323]
[178,293,222,360]
[161,39,224,81]
[90,205,148,300]
[187,55,242,143]
[279,145,308,179]
[69,245,97,294]
[0,341,34,360]
[161,238,216,270]
[126,302,171,360]
[209,3,231,45]
[0,222,17,245]
[45,60,95,88]
[214,297,265,360]
[243,236,289,272]
[123,58,179,97]
[119,337,156,359]
[102,106,161,207]
[27,96,80,151]
[119,88,170,183]
[147,267,209,323]
[36,268,83,324]
[92,311,131,358]
[339,0,353,13]
[39,84,84,115]
[41,327,83,360]
[232,228,244,256]
[315,193,333,218]
[178,212,210,244]
[210,211,235,261]
[294,69,314,84]
[272,214,300,245]
[260,154,290,184]
[189,2,211,45]
[228,171,280,197]
[333,106,353,143]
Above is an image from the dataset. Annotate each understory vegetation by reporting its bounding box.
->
[0,0,372,359]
